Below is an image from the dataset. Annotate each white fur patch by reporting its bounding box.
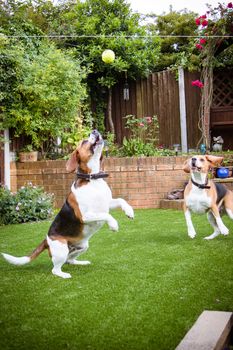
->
[186,188,211,214]
[2,253,30,266]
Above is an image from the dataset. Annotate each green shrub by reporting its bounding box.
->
[0,184,53,225]
[120,137,156,157]
[119,114,160,156]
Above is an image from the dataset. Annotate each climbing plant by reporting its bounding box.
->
[193,2,233,149]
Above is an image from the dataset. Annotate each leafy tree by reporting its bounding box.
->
[0,0,46,121]
[1,41,87,153]
[44,0,161,134]
[194,2,233,69]
[1,0,161,137]
[1,0,89,154]
[145,9,198,71]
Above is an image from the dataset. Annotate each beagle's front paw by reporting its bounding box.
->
[108,217,119,231]
[220,225,229,236]
[123,204,134,219]
[188,230,196,239]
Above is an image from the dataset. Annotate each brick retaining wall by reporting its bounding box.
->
[10,156,233,209]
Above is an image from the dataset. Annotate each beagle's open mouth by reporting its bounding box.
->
[90,130,103,150]
[191,166,202,172]
[93,134,100,146]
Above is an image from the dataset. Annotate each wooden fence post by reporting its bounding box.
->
[178,67,188,153]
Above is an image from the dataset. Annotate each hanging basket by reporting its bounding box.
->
[19,151,38,162]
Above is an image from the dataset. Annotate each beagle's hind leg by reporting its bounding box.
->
[66,241,90,266]
[204,211,220,240]
[47,237,71,279]
[224,191,233,220]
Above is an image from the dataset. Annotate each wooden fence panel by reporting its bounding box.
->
[111,70,201,148]
[112,80,138,143]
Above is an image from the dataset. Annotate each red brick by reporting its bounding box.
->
[156,164,173,171]
[42,168,57,174]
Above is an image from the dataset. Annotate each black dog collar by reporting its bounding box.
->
[191,178,211,189]
[76,171,109,181]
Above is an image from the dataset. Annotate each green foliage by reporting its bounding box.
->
[0,0,161,142]
[61,116,93,151]
[0,184,53,225]
[193,3,233,70]
[1,39,87,152]
[20,144,34,152]
[120,137,155,157]
[104,132,119,156]
[118,114,177,157]
[0,1,88,154]
[0,35,24,115]
[124,114,159,142]
[145,10,198,71]
[46,0,161,129]
[120,114,159,156]
[52,0,161,80]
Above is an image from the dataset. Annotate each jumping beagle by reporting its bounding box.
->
[183,155,233,239]
[2,130,134,278]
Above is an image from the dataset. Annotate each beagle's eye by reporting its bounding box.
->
[200,158,205,162]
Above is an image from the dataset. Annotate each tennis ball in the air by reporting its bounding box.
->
[102,49,115,64]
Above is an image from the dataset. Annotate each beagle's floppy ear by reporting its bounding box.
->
[205,155,223,167]
[66,150,79,173]
[183,159,191,173]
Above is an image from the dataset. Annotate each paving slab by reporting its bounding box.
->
[176,310,233,350]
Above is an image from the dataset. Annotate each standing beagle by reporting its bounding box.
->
[2,130,134,278]
[183,155,233,239]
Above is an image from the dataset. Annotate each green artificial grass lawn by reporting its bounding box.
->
[0,209,233,350]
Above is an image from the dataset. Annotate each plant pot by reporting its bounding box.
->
[19,151,38,162]
[216,167,229,179]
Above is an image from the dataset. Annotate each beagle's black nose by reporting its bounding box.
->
[92,129,99,136]
[191,157,197,167]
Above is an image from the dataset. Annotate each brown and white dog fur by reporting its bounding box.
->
[2,130,134,278]
[183,155,233,239]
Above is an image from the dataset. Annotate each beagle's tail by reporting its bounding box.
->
[2,239,48,266]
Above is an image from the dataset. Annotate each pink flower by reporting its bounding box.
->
[200,14,207,19]
[200,38,207,44]
[139,122,144,127]
[202,19,208,27]
[145,116,152,124]
[227,2,233,8]
[196,43,203,50]
[195,18,201,25]
[191,80,204,88]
